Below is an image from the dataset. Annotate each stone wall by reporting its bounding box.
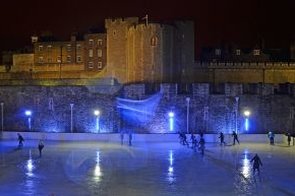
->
[0,83,295,135]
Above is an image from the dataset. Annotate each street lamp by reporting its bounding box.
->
[168,112,174,131]
[70,104,74,133]
[1,102,3,133]
[235,97,239,134]
[243,110,251,131]
[25,110,32,131]
[94,110,100,133]
[186,97,190,134]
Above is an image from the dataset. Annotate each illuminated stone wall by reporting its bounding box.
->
[0,83,295,134]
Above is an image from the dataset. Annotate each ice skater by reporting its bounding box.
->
[120,130,124,145]
[128,131,132,146]
[219,132,225,146]
[38,140,44,157]
[190,133,198,149]
[268,131,275,145]
[17,133,24,148]
[199,137,205,156]
[287,132,292,146]
[250,154,263,175]
[232,131,239,145]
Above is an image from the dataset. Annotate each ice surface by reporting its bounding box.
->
[0,140,294,196]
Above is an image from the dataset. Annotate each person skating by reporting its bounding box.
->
[190,133,198,149]
[287,132,292,146]
[38,140,44,157]
[232,131,239,145]
[250,154,263,175]
[199,137,205,156]
[128,131,132,146]
[120,130,124,145]
[268,131,275,145]
[219,132,225,146]
[17,133,24,148]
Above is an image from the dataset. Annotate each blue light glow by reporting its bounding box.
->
[245,118,249,131]
[167,150,175,184]
[25,110,32,116]
[116,91,162,127]
[168,112,174,131]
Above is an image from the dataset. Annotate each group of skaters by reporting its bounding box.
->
[178,130,265,176]
[120,131,133,146]
[178,132,205,155]
[17,133,44,157]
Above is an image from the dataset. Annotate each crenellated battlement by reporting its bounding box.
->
[105,17,139,28]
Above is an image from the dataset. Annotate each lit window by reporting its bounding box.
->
[215,49,221,56]
[57,56,61,63]
[76,44,81,50]
[67,44,71,52]
[89,39,94,46]
[236,49,241,56]
[88,62,93,68]
[89,49,93,57]
[151,36,158,46]
[38,45,43,52]
[97,49,102,57]
[47,45,52,51]
[253,49,260,56]
[98,62,102,69]
[67,56,71,63]
[98,39,103,46]
[38,56,44,63]
[77,56,82,62]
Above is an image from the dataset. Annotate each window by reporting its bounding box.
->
[67,44,71,52]
[77,56,82,63]
[47,45,52,51]
[98,39,103,46]
[88,62,93,68]
[89,49,93,57]
[151,36,158,46]
[38,45,43,52]
[57,56,61,63]
[98,62,102,69]
[253,49,260,56]
[89,39,94,46]
[215,49,221,56]
[38,56,44,63]
[48,58,52,63]
[76,44,81,51]
[67,56,71,63]
[97,49,102,57]
[236,49,241,56]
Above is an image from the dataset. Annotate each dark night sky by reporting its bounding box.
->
[1,0,294,58]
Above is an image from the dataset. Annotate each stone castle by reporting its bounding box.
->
[4,16,295,85]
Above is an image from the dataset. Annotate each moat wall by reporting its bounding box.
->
[0,82,295,134]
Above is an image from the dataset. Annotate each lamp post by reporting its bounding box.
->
[70,103,74,133]
[235,97,239,134]
[186,97,190,134]
[244,110,251,132]
[1,102,3,134]
[25,110,32,131]
[94,110,100,133]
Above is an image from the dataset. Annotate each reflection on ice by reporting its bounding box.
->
[242,153,251,178]
[167,150,175,184]
[93,151,102,182]
[26,150,34,177]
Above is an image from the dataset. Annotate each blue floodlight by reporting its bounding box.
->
[168,112,174,131]
[25,110,32,116]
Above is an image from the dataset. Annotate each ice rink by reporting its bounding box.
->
[0,138,294,196]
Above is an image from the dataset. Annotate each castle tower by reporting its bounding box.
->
[105,17,139,83]
[127,23,178,83]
